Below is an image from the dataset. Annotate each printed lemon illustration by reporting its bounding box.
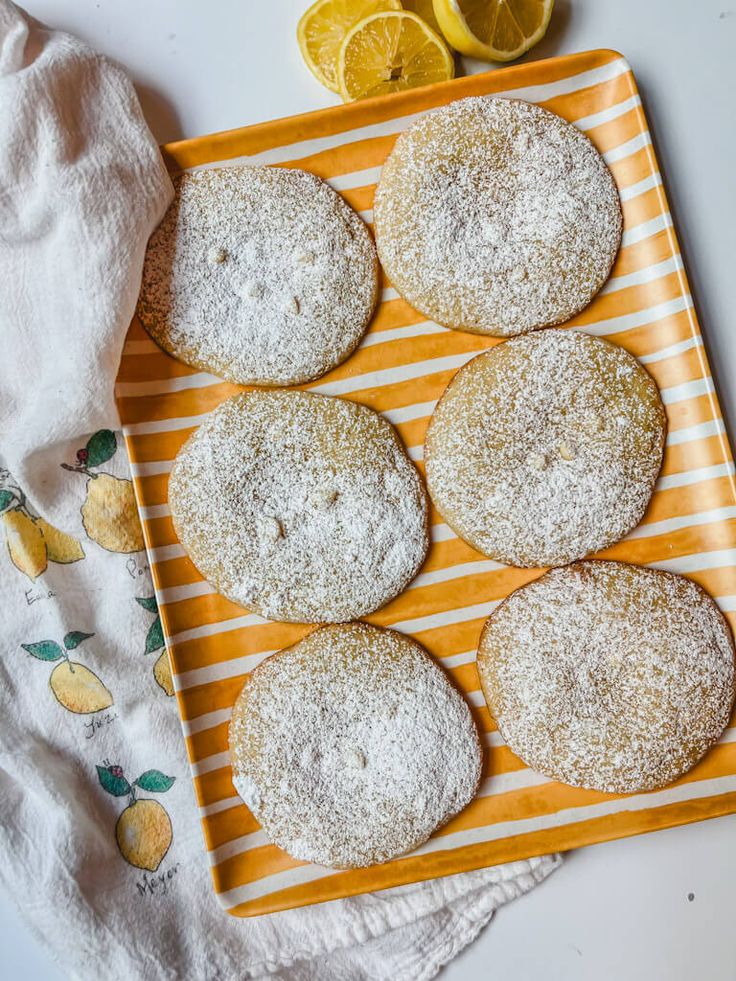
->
[49,661,113,714]
[3,508,46,578]
[97,763,175,872]
[62,430,145,554]
[22,631,113,714]
[36,518,85,563]
[0,484,84,580]
[153,651,175,697]
[82,473,145,553]
[136,596,174,696]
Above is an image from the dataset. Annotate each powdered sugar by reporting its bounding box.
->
[169,390,429,623]
[230,623,482,868]
[138,166,378,385]
[477,561,736,793]
[424,329,666,567]
[374,96,622,336]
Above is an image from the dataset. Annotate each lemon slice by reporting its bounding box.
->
[433,0,554,62]
[297,0,402,93]
[402,0,444,35]
[338,11,455,103]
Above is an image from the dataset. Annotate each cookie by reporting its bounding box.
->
[424,329,666,567]
[230,622,482,868]
[374,96,622,336]
[169,390,429,623]
[138,166,379,385]
[477,561,736,794]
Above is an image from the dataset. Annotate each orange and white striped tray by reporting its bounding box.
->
[116,49,736,917]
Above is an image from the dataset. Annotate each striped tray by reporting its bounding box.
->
[116,48,736,917]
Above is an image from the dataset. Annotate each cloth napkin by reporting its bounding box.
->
[0,2,560,978]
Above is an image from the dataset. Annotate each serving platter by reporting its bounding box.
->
[116,48,736,916]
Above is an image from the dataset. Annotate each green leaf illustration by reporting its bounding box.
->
[145,616,164,655]
[85,430,117,468]
[21,641,64,661]
[134,770,175,794]
[63,631,94,650]
[135,596,158,613]
[0,489,14,511]
[96,765,131,797]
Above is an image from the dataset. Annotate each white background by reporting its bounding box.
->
[3,1,735,978]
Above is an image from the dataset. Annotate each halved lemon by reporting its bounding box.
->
[402,0,444,35]
[338,10,455,103]
[433,0,554,62]
[297,0,402,93]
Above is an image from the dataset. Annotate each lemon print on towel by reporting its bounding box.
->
[97,762,175,872]
[136,596,174,697]
[62,430,144,553]
[21,631,113,714]
[0,482,84,580]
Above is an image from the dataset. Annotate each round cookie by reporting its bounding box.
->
[424,329,666,568]
[169,390,429,623]
[138,166,379,386]
[374,96,622,336]
[477,561,736,794]
[230,622,482,868]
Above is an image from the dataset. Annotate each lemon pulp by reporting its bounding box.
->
[433,0,554,62]
[402,0,443,35]
[297,0,402,92]
[338,10,454,103]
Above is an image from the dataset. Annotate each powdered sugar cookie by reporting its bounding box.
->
[424,329,666,568]
[374,97,622,336]
[230,622,482,868]
[138,166,379,385]
[169,390,428,623]
[477,561,735,794]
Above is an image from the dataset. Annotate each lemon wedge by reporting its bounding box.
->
[433,0,554,62]
[402,0,444,35]
[297,0,402,93]
[338,10,455,103]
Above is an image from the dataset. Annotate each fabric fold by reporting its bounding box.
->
[0,0,173,535]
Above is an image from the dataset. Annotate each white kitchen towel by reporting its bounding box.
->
[0,2,560,979]
[0,0,172,535]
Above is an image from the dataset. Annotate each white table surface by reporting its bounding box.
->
[4,1,735,978]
